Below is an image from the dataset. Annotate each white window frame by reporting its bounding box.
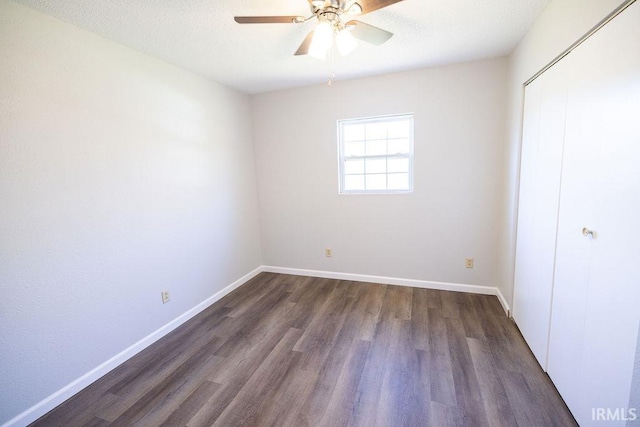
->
[337,113,414,194]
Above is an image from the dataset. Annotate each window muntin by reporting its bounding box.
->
[338,114,414,194]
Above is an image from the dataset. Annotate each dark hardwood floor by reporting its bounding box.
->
[32,273,576,426]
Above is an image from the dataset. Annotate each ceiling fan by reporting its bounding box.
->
[234,0,403,59]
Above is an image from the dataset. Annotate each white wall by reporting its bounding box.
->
[252,58,507,288]
[498,0,627,307]
[0,0,262,424]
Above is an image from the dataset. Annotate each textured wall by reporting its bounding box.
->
[252,58,507,289]
[0,1,261,424]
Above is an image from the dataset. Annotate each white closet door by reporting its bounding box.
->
[548,1,640,425]
[513,58,570,369]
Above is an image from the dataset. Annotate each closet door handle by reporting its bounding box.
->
[582,227,595,238]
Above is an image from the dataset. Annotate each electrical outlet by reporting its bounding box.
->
[325,248,332,257]
[161,291,170,304]
[465,258,474,269]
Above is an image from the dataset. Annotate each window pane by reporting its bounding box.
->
[344,141,365,157]
[344,174,365,190]
[343,124,365,142]
[344,159,364,174]
[388,138,410,154]
[338,114,413,194]
[388,157,409,173]
[366,174,387,190]
[366,140,386,156]
[386,120,410,138]
[365,158,386,174]
[365,122,388,140]
[388,173,409,189]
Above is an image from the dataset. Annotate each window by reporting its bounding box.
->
[338,113,413,194]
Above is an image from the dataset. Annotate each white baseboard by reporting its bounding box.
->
[5,265,512,427]
[494,288,511,318]
[263,265,512,315]
[2,266,263,427]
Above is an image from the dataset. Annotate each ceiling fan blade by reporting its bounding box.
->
[295,31,315,56]
[358,0,403,14]
[346,20,393,45]
[234,16,303,24]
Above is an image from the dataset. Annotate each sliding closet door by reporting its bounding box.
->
[547,1,640,425]
[513,59,569,369]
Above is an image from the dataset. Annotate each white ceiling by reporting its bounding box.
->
[12,0,551,94]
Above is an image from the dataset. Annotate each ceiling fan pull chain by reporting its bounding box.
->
[328,45,336,86]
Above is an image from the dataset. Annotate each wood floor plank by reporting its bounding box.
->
[193,324,294,423]
[217,272,279,310]
[211,327,304,427]
[212,285,294,358]
[349,281,386,342]
[427,307,457,407]
[351,285,414,427]
[318,339,371,427]
[293,283,353,365]
[285,277,339,330]
[83,417,111,427]
[383,285,413,321]
[223,274,282,318]
[425,288,443,309]
[33,390,119,427]
[444,316,490,426]
[440,290,462,318]
[411,287,431,351]
[207,325,284,387]
[459,293,487,340]
[108,340,222,425]
[377,319,430,426]
[288,282,383,426]
[244,360,319,427]
[430,400,456,426]
[128,356,224,426]
[159,380,221,427]
[31,273,576,427]
[106,327,222,399]
[467,337,518,427]
[501,370,552,426]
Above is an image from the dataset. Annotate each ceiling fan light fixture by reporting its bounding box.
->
[308,44,327,60]
[336,28,357,56]
[309,21,333,59]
